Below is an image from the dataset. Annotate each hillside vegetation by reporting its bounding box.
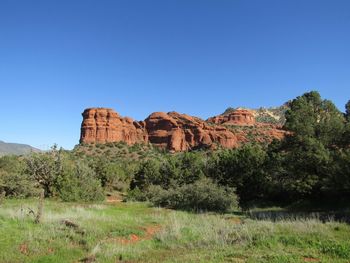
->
[1,91,350,208]
[1,91,350,262]
[73,142,166,162]
[222,104,288,125]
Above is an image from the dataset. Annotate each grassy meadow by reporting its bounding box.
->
[1,198,350,263]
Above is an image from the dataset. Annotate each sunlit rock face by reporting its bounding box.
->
[144,111,238,152]
[207,109,256,126]
[80,108,148,145]
[80,107,287,151]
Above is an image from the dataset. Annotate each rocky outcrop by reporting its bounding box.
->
[144,111,238,151]
[80,107,287,152]
[207,108,255,126]
[207,108,289,145]
[80,108,238,151]
[80,108,148,144]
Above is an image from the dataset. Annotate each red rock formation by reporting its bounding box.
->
[144,111,238,151]
[80,108,148,144]
[207,108,289,145]
[207,108,255,126]
[80,107,287,151]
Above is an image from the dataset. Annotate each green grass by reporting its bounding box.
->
[1,199,350,262]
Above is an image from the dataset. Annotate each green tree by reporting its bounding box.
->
[345,100,350,121]
[131,152,206,191]
[324,149,350,195]
[96,161,130,191]
[57,160,104,202]
[0,155,36,197]
[25,146,63,197]
[176,152,205,185]
[343,100,350,146]
[208,144,267,206]
[130,159,162,190]
[283,137,330,197]
[284,91,345,147]
[269,91,345,201]
[158,152,205,187]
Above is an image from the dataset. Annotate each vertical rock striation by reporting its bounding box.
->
[80,108,148,145]
[207,108,256,126]
[144,111,238,151]
[80,107,287,151]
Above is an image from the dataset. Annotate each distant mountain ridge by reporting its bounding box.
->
[0,140,40,156]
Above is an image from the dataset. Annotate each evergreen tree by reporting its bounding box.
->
[208,144,267,206]
[271,91,346,200]
[284,91,345,147]
[345,100,350,121]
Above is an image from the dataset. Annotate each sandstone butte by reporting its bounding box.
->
[80,107,287,152]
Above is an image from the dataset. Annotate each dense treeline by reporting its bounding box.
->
[1,91,349,212]
[131,91,350,208]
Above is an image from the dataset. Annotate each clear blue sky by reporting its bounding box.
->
[0,0,349,150]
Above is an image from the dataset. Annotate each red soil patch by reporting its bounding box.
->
[143,225,162,237]
[107,225,162,245]
[303,257,320,262]
[226,217,242,224]
[118,234,141,244]
[19,243,29,255]
[106,195,122,204]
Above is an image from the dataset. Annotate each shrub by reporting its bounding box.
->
[99,162,130,191]
[0,170,38,198]
[57,161,104,202]
[130,159,163,189]
[0,191,5,204]
[146,178,239,213]
[91,158,133,192]
[131,152,206,190]
[0,155,37,198]
[126,187,147,201]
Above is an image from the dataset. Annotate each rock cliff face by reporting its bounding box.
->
[80,108,148,145]
[207,109,256,126]
[207,108,288,144]
[144,111,238,151]
[80,107,287,152]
